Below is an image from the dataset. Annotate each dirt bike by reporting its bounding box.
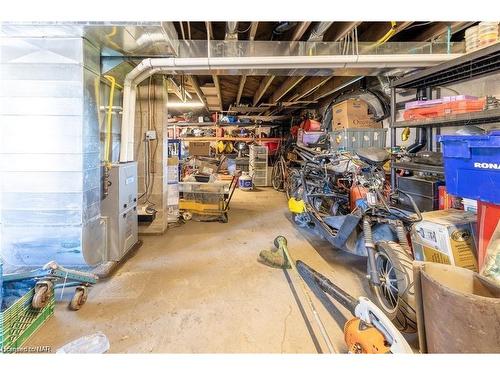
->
[288,147,422,333]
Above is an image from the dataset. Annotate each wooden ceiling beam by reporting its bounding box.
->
[303,76,357,102]
[268,76,305,104]
[212,75,223,111]
[414,22,471,42]
[253,76,275,106]
[236,75,247,105]
[189,75,210,113]
[291,21,312,41]
[286,76,332,102]
[330,21,362,41]
[360,21,413,42]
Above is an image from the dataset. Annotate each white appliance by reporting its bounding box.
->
[101,162,138,261]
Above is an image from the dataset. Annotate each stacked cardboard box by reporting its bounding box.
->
[189,142,211,156]
[332,99,382,130]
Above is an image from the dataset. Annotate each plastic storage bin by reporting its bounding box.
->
[249,145,268,187]
[0,286,55,352]
[297,129,324,146]
[329,128,387,152]
[438,131,500,204]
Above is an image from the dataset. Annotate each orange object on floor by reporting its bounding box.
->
[477,200,500,269]
[344,318,390,354]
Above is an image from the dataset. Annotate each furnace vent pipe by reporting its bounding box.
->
[308,22,334,42]
[119,53,462,162]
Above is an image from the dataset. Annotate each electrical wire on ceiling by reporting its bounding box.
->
[403,21,434,31]
[237,24,252,34]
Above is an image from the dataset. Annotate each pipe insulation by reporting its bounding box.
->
[119,53,462,162]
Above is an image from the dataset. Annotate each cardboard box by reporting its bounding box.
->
[332,99,381,130]
[333,98,368,117]
[333,116,382,130]
[189,142,210,156]
[410,209,478,271]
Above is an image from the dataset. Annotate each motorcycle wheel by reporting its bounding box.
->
[368,241,417,333]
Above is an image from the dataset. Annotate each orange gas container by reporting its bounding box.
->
[350,185,368,211]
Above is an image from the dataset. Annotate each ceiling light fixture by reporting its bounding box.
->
[167,101,204,108]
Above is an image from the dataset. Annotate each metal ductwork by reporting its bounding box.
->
[118,52,462,162]
[225,22,239,40]
[308,22,334,42]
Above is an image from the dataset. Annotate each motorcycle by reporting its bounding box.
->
[288,147,422,333]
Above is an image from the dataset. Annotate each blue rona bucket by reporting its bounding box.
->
[438,130,500,204]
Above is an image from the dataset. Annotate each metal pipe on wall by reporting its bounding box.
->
[119,53,462,162]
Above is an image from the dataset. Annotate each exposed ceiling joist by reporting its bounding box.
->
[287,76,332,102]
[268,76,305,104]
[303,76,357,102]
[236,74,247,105]
[330,21,362,41]
[415,22,472,41]
[291,21,312,41]
[212,75,223,111]
[253,76,275,106]
[189,75,210,112]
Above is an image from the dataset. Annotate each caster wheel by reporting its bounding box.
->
[32,281,53,309]
[219,213,228,223]
[69,286,88,311]
[32,287,50,309]
[182,211,193,221]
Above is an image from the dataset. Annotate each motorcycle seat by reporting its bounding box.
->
[355,147,390,165]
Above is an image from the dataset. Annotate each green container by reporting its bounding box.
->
[0,287,54,353]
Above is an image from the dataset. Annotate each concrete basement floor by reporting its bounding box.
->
[29,187,416,353]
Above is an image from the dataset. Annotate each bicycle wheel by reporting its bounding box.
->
[271,159,285,191]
